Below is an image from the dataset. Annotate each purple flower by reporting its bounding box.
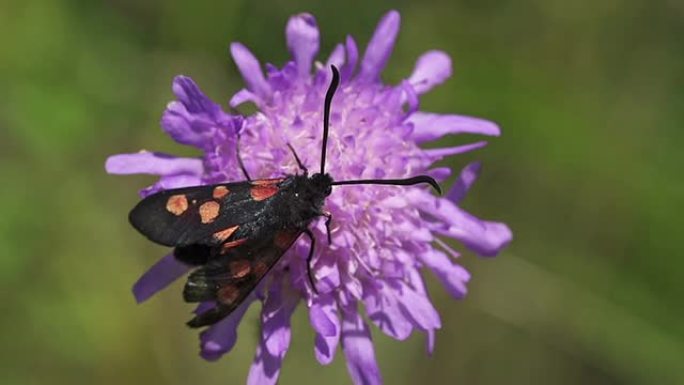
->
[106,10,511,385]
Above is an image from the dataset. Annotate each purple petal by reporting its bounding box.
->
[315,334,335,365]
[230,42,272,99]
[341,35,359,81]
[132,253,190,303]
[246,338,283,385]
[261,285,299,357]
[363,284,414,340]
[394,279,441,331]
[140,173,203,198]
[440,216,512,257]
[359,10,400,81]
[447,162,482,204]
[286,13,320,78]
[426,329,436,355]
[265,61,298,92]
[310,294,340,365]
[325,44,345,70]
[341,302,382,385]
[199,295,255,361]
[408,50,452,94]
[309,294,337,337]
[247,282,298,385]
[314,44,345,87]
[171,76,219,115]
[412,191,512,256]
[399,80,419,119]
[424,141,488,160]
[161,76,229,147]
[420,250,470,299]
[427,167,452,181]
[105,152,203,176]
[310,251,341,293]
[229,88,259,108]
[407,112,501,143]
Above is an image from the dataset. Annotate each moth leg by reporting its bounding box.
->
[286,143,308,173]
[237,132,252,181]
[302,229,319,294]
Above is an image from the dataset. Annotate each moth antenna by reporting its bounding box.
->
[331,175,442,195]
[286,143,308,173]
[321,65,340,175]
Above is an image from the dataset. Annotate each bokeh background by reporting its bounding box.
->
[2,0,682,384]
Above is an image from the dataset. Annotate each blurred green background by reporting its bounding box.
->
[2,0,683,384]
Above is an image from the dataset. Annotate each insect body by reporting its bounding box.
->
[129,66,440,327]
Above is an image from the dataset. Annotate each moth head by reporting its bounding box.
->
[310,173,333,196]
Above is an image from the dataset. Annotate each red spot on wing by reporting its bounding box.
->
[213,225,239,242]
[229,260,251,279]
[199,201,220,223]
[166,194,188,215]
[250,184,279,201]
[213,185,230,199]
[221,238,247,253]
[251,178,285,186]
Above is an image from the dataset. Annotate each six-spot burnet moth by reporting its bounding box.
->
[129,65,441,327]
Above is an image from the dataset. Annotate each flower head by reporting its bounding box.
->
[106,10,511,385]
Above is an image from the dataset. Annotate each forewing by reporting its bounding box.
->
[129,179,284,247]
[184,228,302,328]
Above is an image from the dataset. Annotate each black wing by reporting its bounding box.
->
[129,178,285,247]
[184,228,303,327]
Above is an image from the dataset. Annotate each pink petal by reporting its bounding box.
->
[408,50,452,94]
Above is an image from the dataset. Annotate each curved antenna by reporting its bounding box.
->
[320,65,340,175]
[332,175,442,195]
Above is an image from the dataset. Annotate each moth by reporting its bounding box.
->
[129,65,441,327]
